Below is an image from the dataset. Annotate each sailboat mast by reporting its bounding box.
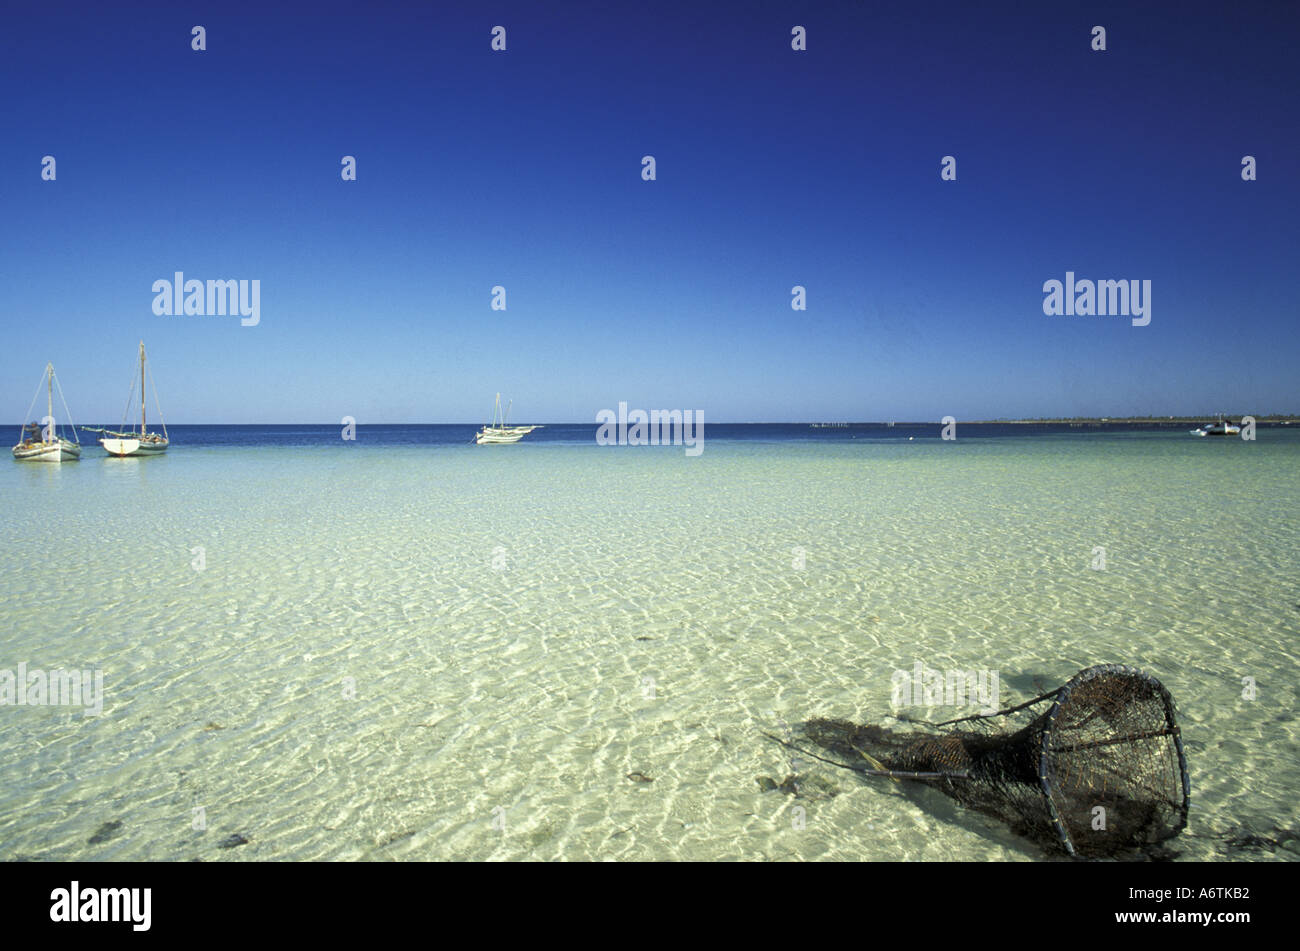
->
[140,341,147,434]
[47,364,53,442]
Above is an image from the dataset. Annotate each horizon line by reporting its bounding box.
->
[38,415,1300,427]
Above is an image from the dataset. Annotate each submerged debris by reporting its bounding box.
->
[626,771,654,783]
[217,833,250,849]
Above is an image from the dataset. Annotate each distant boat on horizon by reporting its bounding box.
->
[84,341,170,456]
[1189,418,1241,437]
[475,393,540,444]
[12,362,81,462]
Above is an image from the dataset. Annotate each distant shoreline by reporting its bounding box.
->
[36,417,1299,427]
[970,416,1297,425]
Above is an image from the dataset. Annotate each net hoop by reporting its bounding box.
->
[1037,664,1191,856]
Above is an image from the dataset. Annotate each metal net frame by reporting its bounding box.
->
[795,664,1191,858]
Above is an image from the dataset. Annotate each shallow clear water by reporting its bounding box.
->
[1,427,1297,861]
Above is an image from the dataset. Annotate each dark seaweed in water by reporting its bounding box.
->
[755,774,839,800]
[794,665,1191,859]
[87,820,123,845]
[1220,826,1300,855]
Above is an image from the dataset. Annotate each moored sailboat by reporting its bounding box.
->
[1189,418,1241,437]
[85,341,169,457]
[12,363,81,462]
[475,393,540,444]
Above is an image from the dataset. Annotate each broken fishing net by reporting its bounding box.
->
[777,664,1191,858]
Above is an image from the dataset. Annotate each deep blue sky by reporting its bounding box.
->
[2,1,1296,423]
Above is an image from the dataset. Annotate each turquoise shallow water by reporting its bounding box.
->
[1,430,1297,861]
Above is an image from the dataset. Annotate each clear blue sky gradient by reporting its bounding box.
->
[2,1,1296,423]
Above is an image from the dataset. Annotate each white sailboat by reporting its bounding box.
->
[1189,418,1241,437]
[475,393,540,444]
[87,341,170,456]
[12,363,81,462]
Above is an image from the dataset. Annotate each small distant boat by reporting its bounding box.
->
[1190,419,1240,437]
[12,363,81,462]
[475,393,540,445]
[85,341,170,456]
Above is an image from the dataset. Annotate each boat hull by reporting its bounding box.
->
[101,436,169,457]
[476,430,524,444]
[12,440,80,462]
